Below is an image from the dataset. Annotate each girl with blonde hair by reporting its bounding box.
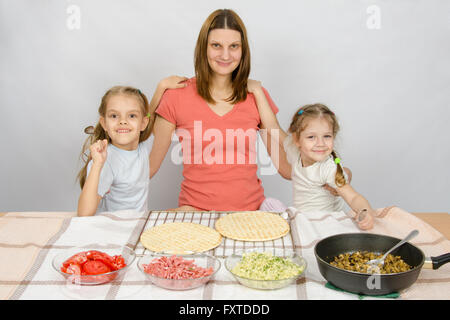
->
[248,80,388,229]
[77,78,186,216]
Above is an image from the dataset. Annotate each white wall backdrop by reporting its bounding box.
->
[1,0,449,213]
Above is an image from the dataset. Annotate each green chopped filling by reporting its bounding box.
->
[231,252,304,281]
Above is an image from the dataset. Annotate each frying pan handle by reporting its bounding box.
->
[430,253,450,269]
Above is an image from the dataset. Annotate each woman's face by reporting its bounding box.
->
[207,28,242,77]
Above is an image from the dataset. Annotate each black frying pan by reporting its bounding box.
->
[314,233,450,296]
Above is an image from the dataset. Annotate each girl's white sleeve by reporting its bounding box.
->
[319,158,348,188]
[319,158,339,188]
[86,160,113,197]
[283,135,300,165]
[140,138,152,155]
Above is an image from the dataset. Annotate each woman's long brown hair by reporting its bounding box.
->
[194,9,251,104]
[77,86,152,189]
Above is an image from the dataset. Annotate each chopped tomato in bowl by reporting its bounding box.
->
[52,246,135,285]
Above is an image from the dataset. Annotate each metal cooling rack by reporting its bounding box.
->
[134,210,296,258]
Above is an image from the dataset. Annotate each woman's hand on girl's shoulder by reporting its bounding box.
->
[247,79,262,93]
[159,75,189,91]
[90,139,108,166]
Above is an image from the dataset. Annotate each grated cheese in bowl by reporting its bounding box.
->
[225,249,307,290]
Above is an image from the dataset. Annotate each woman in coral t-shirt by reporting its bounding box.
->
[148,9,290,211]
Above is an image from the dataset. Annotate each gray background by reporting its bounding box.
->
[1,0,449,213]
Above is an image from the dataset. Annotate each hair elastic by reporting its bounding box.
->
[334,157,341,165]
[146,113,151,118]
[84,126,94,135]
[298,110,304,115]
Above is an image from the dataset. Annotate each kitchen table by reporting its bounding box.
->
[0,208,449,300]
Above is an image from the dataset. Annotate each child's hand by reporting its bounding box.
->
[355,209,375,230]
[90,139,108,166]
[247,79,262,93]
[159,75,189,90]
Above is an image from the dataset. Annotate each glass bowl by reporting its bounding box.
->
[225,248,307,290]
[137,252,221,290]
[52,245,136,285]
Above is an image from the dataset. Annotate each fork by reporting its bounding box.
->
[367,229,419,269]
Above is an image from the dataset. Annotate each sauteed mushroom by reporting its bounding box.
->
[330,251,412,274]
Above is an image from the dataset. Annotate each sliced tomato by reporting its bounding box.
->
[85,250,108,260]
[112,255,126,270]
[63,263,82,275]
[60,250,126,281]
[86,251,116,269]
[62,252,88,268]
[82,260,111,275]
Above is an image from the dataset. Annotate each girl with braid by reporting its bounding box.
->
[248,80,385,230]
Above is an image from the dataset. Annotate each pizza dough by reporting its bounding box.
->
[140,222,222,254]
[215,211,290,241]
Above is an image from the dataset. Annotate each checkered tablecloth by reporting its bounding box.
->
[1,207,449,300]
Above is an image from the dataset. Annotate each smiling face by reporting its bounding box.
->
[207,28,242,78]
[295,117,335,167]
[99,94,149,151]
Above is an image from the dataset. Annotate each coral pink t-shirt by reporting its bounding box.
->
[156,78,279,211]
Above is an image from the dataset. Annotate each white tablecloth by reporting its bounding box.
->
[1,207,449,300]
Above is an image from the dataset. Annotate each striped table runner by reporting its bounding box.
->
[1,207,448,300]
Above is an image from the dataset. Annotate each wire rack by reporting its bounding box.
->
[134,210,296,258]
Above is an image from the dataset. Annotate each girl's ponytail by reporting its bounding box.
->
[136,89,153,141]
[331,150,346,187]
[77,123,109,189]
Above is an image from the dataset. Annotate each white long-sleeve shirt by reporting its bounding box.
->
[283,135,346,213]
